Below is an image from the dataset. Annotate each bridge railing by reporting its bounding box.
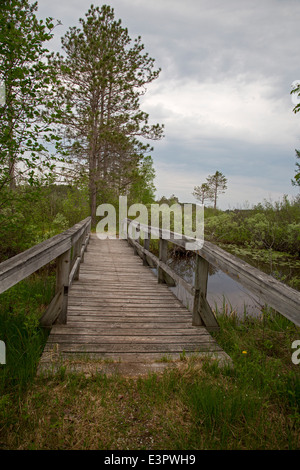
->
[0,217,91,326]
[122,218,300,331]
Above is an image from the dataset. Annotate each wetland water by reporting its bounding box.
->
[167,255,262,318]
[151,245,300,318]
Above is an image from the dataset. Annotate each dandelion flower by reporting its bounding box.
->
[242,350,247,354]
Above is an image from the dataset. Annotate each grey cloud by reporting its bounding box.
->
[35,0,300,206]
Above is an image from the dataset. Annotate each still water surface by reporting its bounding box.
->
[166,255,262,318]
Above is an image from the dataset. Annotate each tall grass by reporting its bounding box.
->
[0,273,55,396]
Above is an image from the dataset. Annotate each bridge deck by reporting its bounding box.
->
[39,234,230,374]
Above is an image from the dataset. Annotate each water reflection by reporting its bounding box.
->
[166,254,263,318]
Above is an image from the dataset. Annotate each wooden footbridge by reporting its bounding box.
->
[1,216,299,375]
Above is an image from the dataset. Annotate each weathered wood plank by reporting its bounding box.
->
[193,254,220,331]
[39,289,62,327]
[66,312,193,319]
[39,235,229,368]
[49,326,212,336]
[0,217,91,294]
[56,248,71,324]
[43,342,222,353]
[47,334,217,345]
[52,323,208,331]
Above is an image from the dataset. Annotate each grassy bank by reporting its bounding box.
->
[0,295,299,449]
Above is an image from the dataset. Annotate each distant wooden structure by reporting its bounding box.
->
[0,216,299,374]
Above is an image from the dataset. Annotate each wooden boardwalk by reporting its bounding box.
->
[39,234,230,375]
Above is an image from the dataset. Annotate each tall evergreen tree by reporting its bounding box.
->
[192,182,213,206]
[52,4,164,225]
[206,171,227,210]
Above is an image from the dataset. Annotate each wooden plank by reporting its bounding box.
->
[47,334,217,345]
[43,342,222,353]
[66,318,193,324]
[67,298,184,305]
[143,237,150,265]
[66,312,192,318]
[0,217,91,294]
[67,306,186,315]
[40,351,222,363]
[53,322,205,329]
[39,236,228,368]
[126,237,194,295]
[69,256,81,286]
[39,289,62,327]
[193,254,219,331]
[56,248,71,324]
[49,326,212,336]
[158,238,168,284]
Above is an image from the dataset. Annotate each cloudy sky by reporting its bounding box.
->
[36,0,300,209]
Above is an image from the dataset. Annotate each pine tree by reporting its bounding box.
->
[206,171,227,209]
[52,4,164,225]
[192,183,213,205]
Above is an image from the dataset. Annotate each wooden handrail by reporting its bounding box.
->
[0,216,91,326]
[123,218,300,329]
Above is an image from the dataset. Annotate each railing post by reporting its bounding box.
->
[80,229,87,263]
[193,254,219,331]
[56,248,71,324]
[143,230,150,266]
[73,237,81,281]
[158,236,168,283]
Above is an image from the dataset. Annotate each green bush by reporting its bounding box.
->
[204,196,300,256]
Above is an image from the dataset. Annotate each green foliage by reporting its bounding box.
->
[0,273,54,396]
[0,0,65,188]
[156,194,180,205]
[0,183,89,261]
[128,155,156,205]
[204,195,300,256]
[0,0,69,256]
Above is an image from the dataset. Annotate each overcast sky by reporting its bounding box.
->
[36,0,300,209]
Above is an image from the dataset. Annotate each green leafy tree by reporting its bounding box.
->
[206,171,228,210]
[0,1,63,190]
[52,4,164,226]
[128,155,156,205]
[157,194,180,205]
[0,0,65,256]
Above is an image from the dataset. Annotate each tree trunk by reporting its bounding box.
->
[9,156,16,190]
[89,149,97,227]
